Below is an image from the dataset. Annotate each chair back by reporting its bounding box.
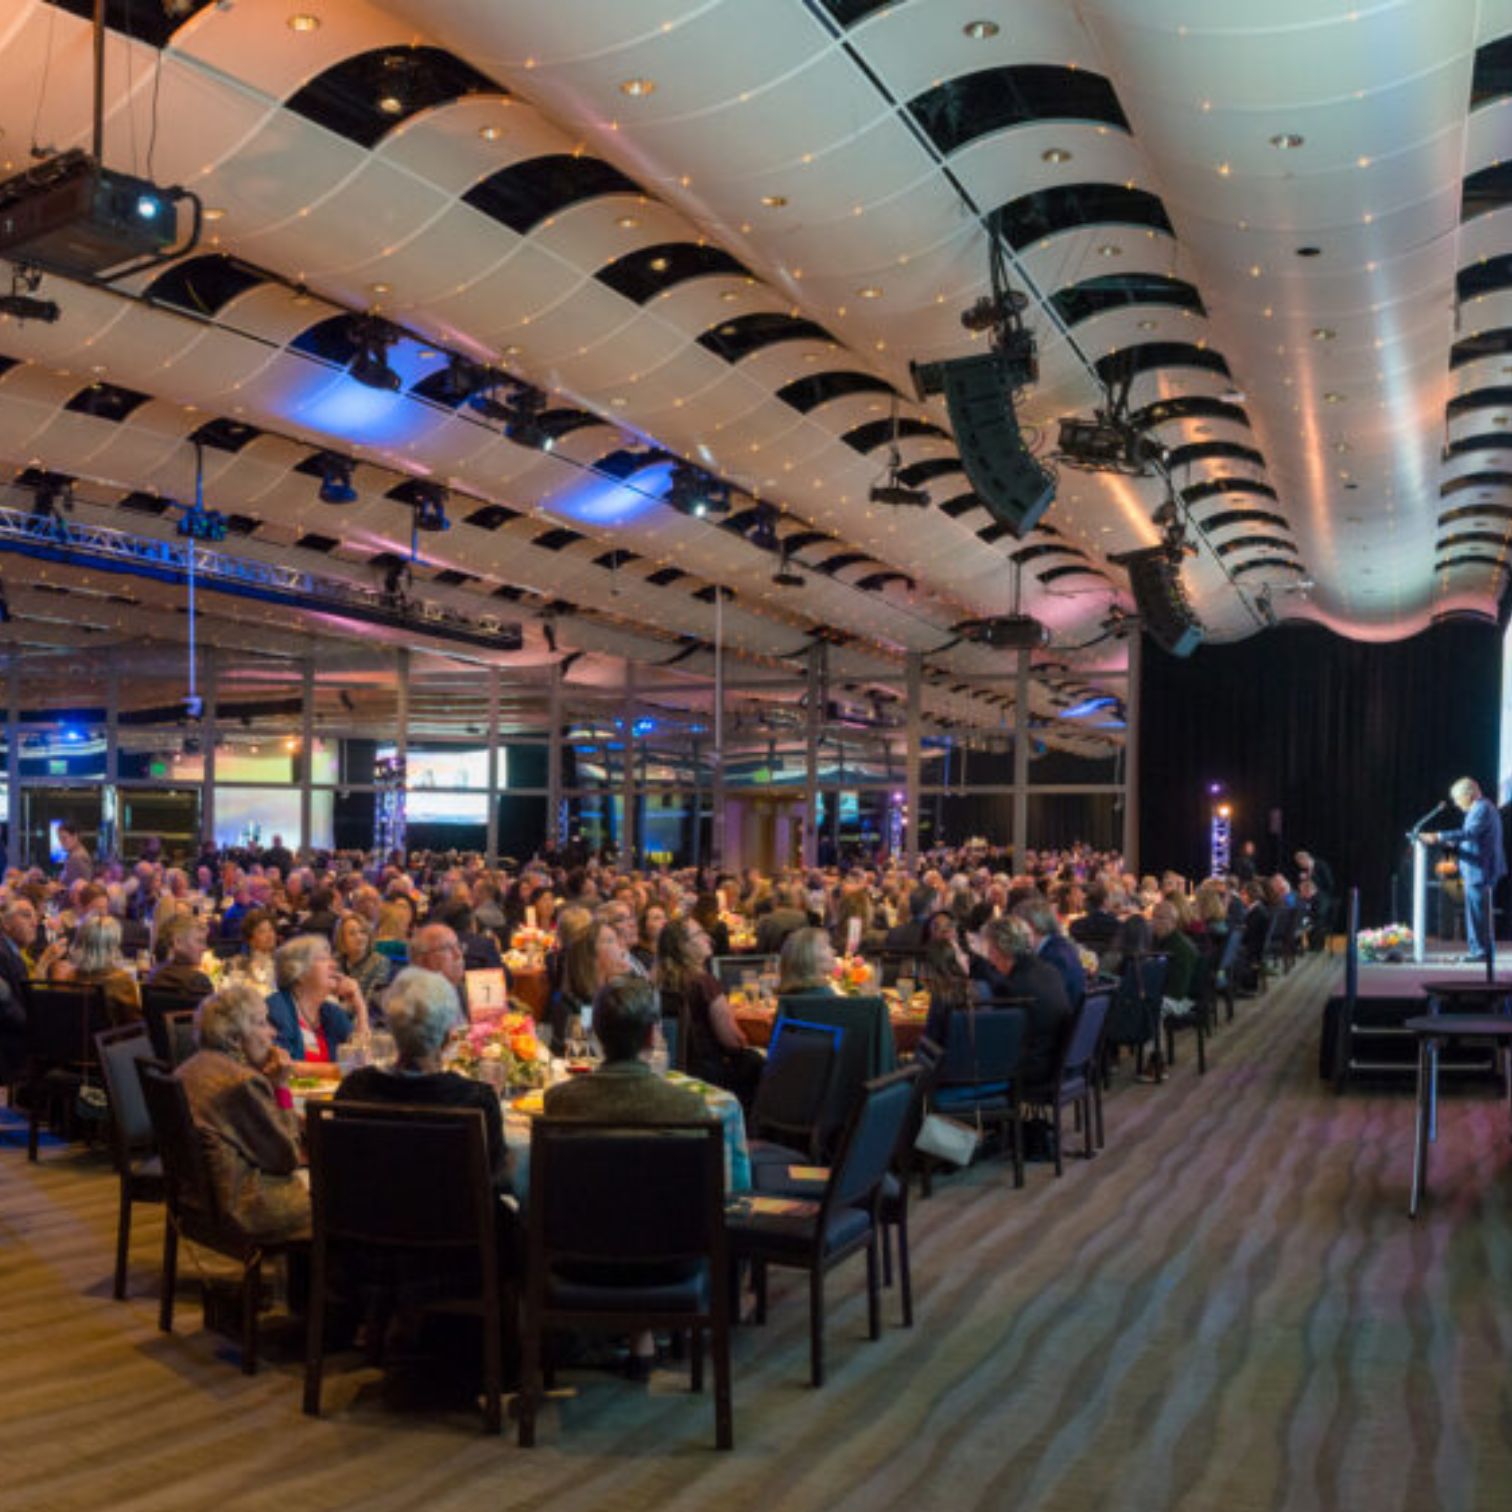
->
[751,1017,842,1147]
[876,947,927,986]
[1058,986,1114,1081]
[26,982,110,1069]
[529,1119,725,1266]
[306,1101,493,1251]
[659,985,691,1073]
[373,939,410,965]
[711,954,777,992]
[1186,948,1216,1015]
[94,1022,157,1165]
[1271,906,1299,953]
[142,985,204,1062]
[161,1010,198,1067]
[937,1003,1026,1088]
[777,991,895,1077]
[828,1067,921,1212]
[1107,953,1167,1045]
[135,1059,221,1224]
[1215,926,1245,980]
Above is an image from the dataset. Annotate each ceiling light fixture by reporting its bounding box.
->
[287,13,320,31]
[615,215,639,229]
[963,20,1000,38]
[203,207,225,222]
[1311,327,1336,341]
[500,383,553,450]
[377,93,405,116]
[761,194,787,208]
[649,256,670,272]
[1041,148,1072,164]
[620,78,656,97]
[666,462,729,518]
[1323,391,1345,403]
[348,318,401,391]
[413,484,450,533]
[1269,132,1305,149]
[1296,245,1322,257]
[857,286,882,299]
[1096,244,1122,257]
[317,455,358,505]
[478,125,504,142]
[1136,319,1157,331]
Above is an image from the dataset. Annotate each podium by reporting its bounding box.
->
[1410,834,1429,964]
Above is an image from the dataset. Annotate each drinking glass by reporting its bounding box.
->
[368,1030,397,1069]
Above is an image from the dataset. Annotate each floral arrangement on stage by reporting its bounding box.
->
[449,1011,549,1088]
[831,954,875,994]
[1356,924,1414,963]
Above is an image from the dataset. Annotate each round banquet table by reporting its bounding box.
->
[733,996,929,1056]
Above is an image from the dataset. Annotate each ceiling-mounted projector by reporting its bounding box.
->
[955,614,1050,650]
[0,149,198,283]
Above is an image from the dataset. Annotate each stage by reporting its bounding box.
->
[1322,940,1511,1086]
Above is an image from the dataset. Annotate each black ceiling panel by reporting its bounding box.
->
[1446,434,1512,459]
[1050,272,1203,326]
[776,370,897,414]
[224,513,260,536]
[1165,440,1266,471]
[817,552,869,575]
[1439,553,1508,571]
[1442,470,1512,497]
[812,0,892,25]
[44,0,214,50]
[1133,395,1251,431]
[286,46,504,149]
[1010,543,1087,563]
[897,458,965,488]
[596,242,751,303]
[1450,329,1512,368]
[465,154,642,235]
[1214,535,1299,557]
[539,408,607,444]
[1448,386,1512,419]
[463,504,522,530]
[143,253,267,317]
[938,491,982,519]
[116,490,170,516]
[1038,563,1109,584]
[1440,503,1512,526]
[1462,161,1512,221]
[189,417,263,453]
[909,66,1130,156]
[1197,507,1290,533]
[1230,557,1307,578]
[533,527,585,551]
[1457,253,1512,301]
[64,382,150,422]
[698,312,834,363]
[1096,342,1231,387]
[297,532,341,555]
[1184,478,1279,506]
[431,568,477,586]
[291,315,366,367]
[994,184,1173,252]
[646,567,688,586]
[841,417,949,453]
[1436,530,1511,552]
[1471,34,1512,107]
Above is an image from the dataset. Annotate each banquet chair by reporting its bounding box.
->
[135,1060,303,1376]
[930,1004,1027,1186]
[94,1022,165,1300]
[1162,948,1217,1074]
[727,1067,918,1387]
[520,1120,731,1449]
[303,1101,505,1433]
[776,991,896,1154]
[712,954,777,992]
[1019,986,1115,1177]
[23,982,110,1161]
[748,1016,844,1163]
[142,986,205,1062]
[658,985,691,1073]
[1213,927,1246,1023]
[1106,953,1168,1080]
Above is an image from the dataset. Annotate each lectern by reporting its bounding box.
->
[1410,833,1430,965]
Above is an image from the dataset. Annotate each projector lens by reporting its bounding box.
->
[136,195,160,220]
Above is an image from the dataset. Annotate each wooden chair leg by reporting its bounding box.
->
[1052,1099,1064,1178]
[240,1255,261,1376]
[809,1268,826,1387]
[1011,1100,1024,1189]
[711,1314,733,1450]
[480,1269,503,1435]
[158,1219,178,1334]
[113,1178,133,1301]
[302,1239,326,1418]
[518,1306,540,1446]
[865,1237,881,1342]
[690,1326,705,1393]
[895,1213,914,1328]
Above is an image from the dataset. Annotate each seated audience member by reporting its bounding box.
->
[776,925,837,995]
[548,918,627,1054]
[149,913,214,1000]
[334,913,394,1007]
[884,885,935,951]
[1237,879,1273,989]
[375,897,415,944]
[300,885,341,940]
[0,897,37,1081]
[1013,897,1087,1009]
[689,892,731,958]
[634,903,668,971]
[176,983,309,1242]
[265,933,368,1064]
[50,914,141,1024]
[917,916,975,1047]
[1100,908,1153,978]
[1068,882,1120,955]
[544,975,708,1124]
[337,966,511,1193]
[657,916,762,1109]
[599,899,649,980]
[409,921,470,1021]
[433,899,504,972]
[1150,901,1200,1014]
[239,908,279,990]
[832,887,884,956]
[754,881,810,956]
[970,915,1070,1084]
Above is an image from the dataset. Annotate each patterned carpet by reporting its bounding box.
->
[3,955,1510,1512]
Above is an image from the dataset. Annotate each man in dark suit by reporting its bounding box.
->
[1425,777,1508,962]
[0,897,35,1082]
[884,885,935,952]
[970,915,1070,1084]
[1013,897,1086,1008]
[754,882,810,956]
[1237,879,1272,990]
[1068,882,1120,955]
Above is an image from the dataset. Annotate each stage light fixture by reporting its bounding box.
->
[348,317,401,391]
[413,484,450,532]
[0,266,60,323]
[772,547,804,588]
[748,503,780,552]
[177,503,228,541]
[667,462,729,517]
[30,475,73,521]
[317,455,358,505]
[500,383,551,450]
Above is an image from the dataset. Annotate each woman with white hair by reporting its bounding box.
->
[49,913,140,1024]
[176,982,309,1242]
[264,933,368,1064]
[336,967,511,1192]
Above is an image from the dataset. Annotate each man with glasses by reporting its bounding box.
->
[411,922,470,1020]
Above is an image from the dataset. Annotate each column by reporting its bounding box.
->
[803,643,822,867]
[710,599,727,868]
[394,646,410,858]
[547,660,564,847]
[298,658,314,858]
[485,666,501,866]
[904,650,922,869]
[105,650,119,858]
[201,644,217,848]
[621,660,638,864]
[1122,632,1141,872]
[1012,647,1031,865]
[6,650,19,866]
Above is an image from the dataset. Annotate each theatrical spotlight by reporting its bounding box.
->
[667,462,729,518]
[348,316,401,391]
[500,383,552,450]
[317,454,358,505]
[413,484,450,532]
[0,266,59,323]
[30,474,74,521]
[436,355,490,405]
[772,546,805,589]
[748,502,780,552]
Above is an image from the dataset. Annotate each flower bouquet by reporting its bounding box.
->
[450,1010,550,1090]
[830,954,875,995]
[509,925,553,958]
[1356,924,1414,963]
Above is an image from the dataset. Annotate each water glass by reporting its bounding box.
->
[896,976,915,1002]
[336,1041,366,1077]
[368,1030,397,1069]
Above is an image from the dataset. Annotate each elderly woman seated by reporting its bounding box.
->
[149,912,214,999]
[48,914,141,1024]
[776,926,837,996]
[176,983,309,1243]
[333,913,393,1008]
[265,933,369,1065]
[336,966,511,1194]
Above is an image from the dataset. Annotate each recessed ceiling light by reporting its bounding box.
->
[719,290,740,302]
[615,215,639,229]
[1311,327,1336,341]
[1269,132,1305,149]
[857,286,882,299]
[203,207,225,222]
[1041,148,1072,164]
[620,78,656,97]
[1137,319,1157,330]
[648,256,670,272]
[370,282,391,295]
[761,195,787,208]
[1296,245,1322,258]
[1096,244,1122,258]
[1494,415,1510,427]
[377,94,405,116]
[1334,441,1351,453]
[287,13,320,31]
[479,125,504,142]
[1323,391,1346,403]
[963,20,1000,39]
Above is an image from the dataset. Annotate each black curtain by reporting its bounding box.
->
[1138,618,1501,920]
